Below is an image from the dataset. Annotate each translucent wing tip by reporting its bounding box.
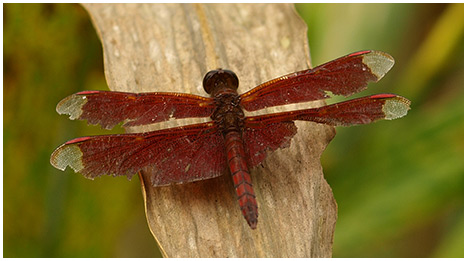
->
[380,95,411,120]
[56,93,87,120]
[362,50,395,81]
[50,143,84,173]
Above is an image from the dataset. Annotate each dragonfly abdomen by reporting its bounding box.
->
[225,131,258,229]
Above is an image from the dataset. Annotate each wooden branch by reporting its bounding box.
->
[82,3,336,257]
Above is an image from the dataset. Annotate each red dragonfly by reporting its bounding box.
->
[50,50,410,229]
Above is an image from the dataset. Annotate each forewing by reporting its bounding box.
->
[240,50,395,111]
[50,122,227,186]
[56,91,215,129]
[244,94,411,127]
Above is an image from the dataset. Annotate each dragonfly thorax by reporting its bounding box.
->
[211,93,245,135]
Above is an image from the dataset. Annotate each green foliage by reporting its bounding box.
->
[4,4,160,257]
[297,3,463,258]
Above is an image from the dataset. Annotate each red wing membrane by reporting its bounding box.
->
[50,122,227,186]
[243,122,298,168]
[56,91,215,130]
[240,50,395,111]
[245,94,411,127]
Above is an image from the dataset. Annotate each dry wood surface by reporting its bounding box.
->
[82,3,337,257]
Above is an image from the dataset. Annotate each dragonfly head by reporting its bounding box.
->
[203,69,239,96]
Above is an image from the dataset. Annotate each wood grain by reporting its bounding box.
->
[82,3,337,257]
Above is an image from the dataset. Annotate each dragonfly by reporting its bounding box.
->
[50,50,410,229]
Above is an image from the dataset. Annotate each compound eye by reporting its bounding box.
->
[202,70,219,94]
[224,70,239,90]
[203,70,218,93]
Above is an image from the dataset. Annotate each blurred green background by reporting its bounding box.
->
[4,3,463,257]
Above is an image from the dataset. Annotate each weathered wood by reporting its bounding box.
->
[82,3,336,257]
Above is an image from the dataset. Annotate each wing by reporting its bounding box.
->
[245,94,411,127]
[56,90,216,129]
[243,121,298,168]
[240,50,395,111]
[242,94,410,167]
[50,122,227,186]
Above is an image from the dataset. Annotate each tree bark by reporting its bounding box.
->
[82,3,337,257]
